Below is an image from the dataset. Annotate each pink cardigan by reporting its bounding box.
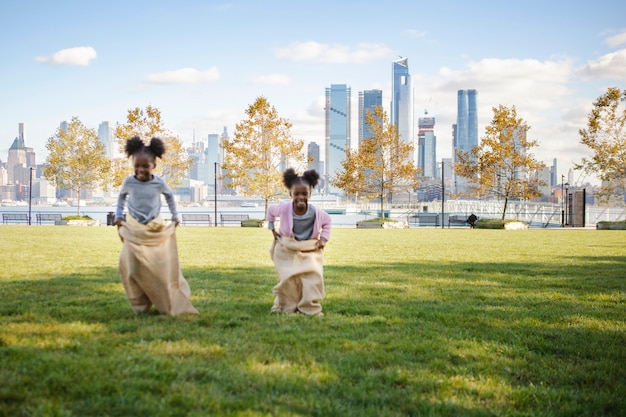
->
[266,202,331,241]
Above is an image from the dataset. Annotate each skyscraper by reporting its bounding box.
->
[453,89,478,193]
[307,141,322,191]
[98,121,116,158]
[417,111,437,179]
[358,89,382,143]
[391,58,413,154]
[7,123,35,187]
[325,84,351,195]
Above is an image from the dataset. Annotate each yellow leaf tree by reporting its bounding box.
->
[112,105,192,188]
[333,105,419,219]
[575,87,626,203]
[221,96,307,217]
[44,116,110,215]
[454,105,546,219]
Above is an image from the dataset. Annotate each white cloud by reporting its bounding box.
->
[275,41,392,64]
[146,67,220,84]
[35,46,97,66]
[605,30,626,48]
[250,73,291,85]
[578,49,626,80]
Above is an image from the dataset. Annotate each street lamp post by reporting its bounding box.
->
[441,161,445,229]
[214,162,218,227]
[561,174,564,227]
[28,167,33,225]
[564,182,570,226]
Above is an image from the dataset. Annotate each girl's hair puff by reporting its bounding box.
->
[282,168,320,189]
[124,136,166,159]
[147,137,166,159]
[124,136,145,157]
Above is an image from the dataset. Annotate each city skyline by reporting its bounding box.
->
[1,1,625,187]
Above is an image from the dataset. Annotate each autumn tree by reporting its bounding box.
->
[454,105,546,219]
[112,105,192,188]
[575,87,626,203]
[333,105,418,219]
[221,96,307,217]
[44,116,110,215]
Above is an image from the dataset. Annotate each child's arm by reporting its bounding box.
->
[115,180,128,226]
[162,183,179,224]
[317,210,332,248]
[267,204,280,239]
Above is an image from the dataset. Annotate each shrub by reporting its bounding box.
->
[62,215,93,221]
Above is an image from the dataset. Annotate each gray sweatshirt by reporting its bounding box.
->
[116,175,178,224]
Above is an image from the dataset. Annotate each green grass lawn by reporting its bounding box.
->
[0,226,624,417]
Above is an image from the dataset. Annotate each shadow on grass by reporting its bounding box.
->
[1,257,625,416]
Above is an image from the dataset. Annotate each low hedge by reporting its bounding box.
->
[597,220,626,230]
[62,215,93,221]
[241,219,265,227]
[475,219,526,229]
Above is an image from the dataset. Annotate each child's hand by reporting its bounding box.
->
[316,239,327,250]
[115,218,123,228]
[272,230,281,240]
[174,220,180,227]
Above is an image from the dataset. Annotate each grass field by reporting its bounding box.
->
[0,226,624,417]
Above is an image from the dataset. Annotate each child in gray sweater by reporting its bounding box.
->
[115,136,178,227]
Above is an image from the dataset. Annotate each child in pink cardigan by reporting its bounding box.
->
[266,169,331,315]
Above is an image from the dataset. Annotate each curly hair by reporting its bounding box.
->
[282,168,320,189]
[124,136,166,159]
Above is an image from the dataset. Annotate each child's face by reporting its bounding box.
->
[133,152,156,182]
[291,182,310,212]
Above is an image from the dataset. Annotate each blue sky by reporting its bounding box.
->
[1,0,625,185]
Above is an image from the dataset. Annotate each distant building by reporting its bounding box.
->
[98,121,116,158]
[417,111,437,179]
[452,90,478,194]
[358,89,382,144]
[391,58,414,161]
[307,141,323,192]
[325,84,351,195]
[550,158,558,187]
[7,123,36,194]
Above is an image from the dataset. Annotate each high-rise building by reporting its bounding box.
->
[325,84,351,195]
[391,58,414,156]
[7,123,36,188]
[417,111,437,179]
[358,89,382,143]
[98,121,116,158]
[202,133,220,193]
[550,158,558,187]
[219,127,233,194]
[307,141,322,192]
[452,89,478,193]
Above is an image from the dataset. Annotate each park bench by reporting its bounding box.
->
[36,213,63,225]
[220,213,250,226]
[2,213,30,224]
[412,213,439,227]
[181,213,212,226]
[448,214,470,228]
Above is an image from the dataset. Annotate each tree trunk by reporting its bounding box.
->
[76,186,81,216]
[501,196,508,220]
[263,198,268,221]
[380,184,385,221]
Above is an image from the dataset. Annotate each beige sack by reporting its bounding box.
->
[270,236,325,316]
[118,216,198,316]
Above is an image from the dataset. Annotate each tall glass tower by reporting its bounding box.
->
[391,57,413,155]
[417,111,437,179]
[453,89,478,192]
[325,84,351,195]
[358,89,382,144]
